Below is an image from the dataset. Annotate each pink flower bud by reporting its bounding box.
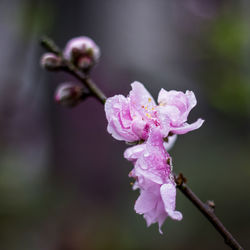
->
[77,56,92,69]
[40,53,62,70]
[63,36,100,70]
[55,83,83,107]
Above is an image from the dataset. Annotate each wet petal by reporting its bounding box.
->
[134,190,158,214]
[160,183,183,221]
[170,118,204,135]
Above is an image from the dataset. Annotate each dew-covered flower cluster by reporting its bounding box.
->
[41,36,204,233]
[105,82,204,233]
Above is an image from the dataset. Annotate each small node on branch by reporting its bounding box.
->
[55,83,89,107]
[40,53,62,71]
[175,173,187,186]
[206,200,216,212]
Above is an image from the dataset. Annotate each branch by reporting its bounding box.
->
[40,37,107,104]
[40,37,243,250]
[175,174,243,250]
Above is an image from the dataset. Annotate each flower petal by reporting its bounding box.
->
[131,118,150,140]
[158,89,187,109]
[105,95,140,142]
[185,90,197,112]
[130,81,156,106]
[160,183,183,221]
[124,144,146,162]
[157,89,200,127]
[134,190,158,214]
[129,82,156,121]
[170,118,204,134]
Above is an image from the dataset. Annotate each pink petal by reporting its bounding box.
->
[107,118,138,142]
[157,89,200,127]
[185,90,197,111]
[105,95,128,122]
[130,81,156,107]
[143,200,167,234]
[134,163,164,185]
[129,82,156,121]
[105,95,140,142]
[158,89,188,111]
[155,108,171,137]
[134,190,157,214]
[178,90,197,124]
[124,144,146,161]
[160,183,183,221]
[131,118,149,140]
[146,128,164,147]
[155,201,168,234]
[170,118,204,134]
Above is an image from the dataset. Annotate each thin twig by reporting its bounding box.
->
[40,37,244,250]
[40,37,107,104]
[175,174,243,250]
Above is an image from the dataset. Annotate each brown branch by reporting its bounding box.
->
[175,174,243,250]
[40,37,244,250]
[40,36,107,104]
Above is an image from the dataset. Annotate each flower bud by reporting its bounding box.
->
[63,36,100,70]
[40,53,62,70]
[55,83,84,107]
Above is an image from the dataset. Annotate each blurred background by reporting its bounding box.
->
[0,0,249,249]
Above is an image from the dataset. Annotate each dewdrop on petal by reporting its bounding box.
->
[55,83,83,107]
[40,52,62,70]
[63,36,100,70]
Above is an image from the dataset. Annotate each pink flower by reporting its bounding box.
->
[124,129,182,233]
[105,81,204,142]
[157,89,204,134]
[105,82,204,233]
[63,36,100,70]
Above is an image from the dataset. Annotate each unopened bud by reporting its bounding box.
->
[63,36,100,70]
[77,56,93,69]
[55,83,84,107]
[41,53,62,70]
